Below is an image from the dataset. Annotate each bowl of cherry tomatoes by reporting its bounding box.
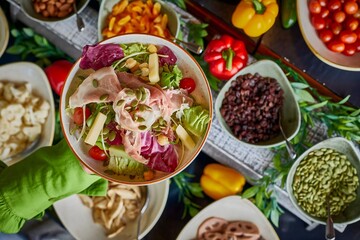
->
[297,0,360,71]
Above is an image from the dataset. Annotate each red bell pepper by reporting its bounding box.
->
[203,35,248,80]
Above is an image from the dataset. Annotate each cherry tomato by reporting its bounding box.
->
[333,10,346,23]
[44,60,73,96]
[73,107,91,125]
[328,0,342,11]
[319,0,328,7]
[309,0,322,14]
[343,43,357,55]
[179,77,196,93]
[312,15,326,30]
[89,146,107,161]
[354,40,360,52]
[344,1,359,15]
[320,8,330,18]
[327,39,346,52]
[354,28,360,40]
[319,29,334,42]
[345,17,359,31]
[330,21,343,34]
[340,30,358,43]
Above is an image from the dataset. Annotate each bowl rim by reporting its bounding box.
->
[0,61,55,165]
[214,59,301,148]
[297,0,360,71]
[60,33,213,185]
[0,5,9,58]
[97,0,180,41]
[286,137,360,225]
[20,0,90,23]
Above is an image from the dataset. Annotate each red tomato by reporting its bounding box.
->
[319,0,328,7]
[345,17,359,31]
[309,0,322,14]
[312,15,326,30]
[327,39,346,52]
[328,0,342,11]
[320,8,330,18]
[333,10,346,23]
[354,40,360,52]
[44,60,73,96]
[179,77,196,93]
[343,43,357,55]
[340,30,358,43]
[330,22,343,34]
[73,107,91,125]
[354,28,360,39]
[344,1,359,15]
[89,146,107,161]
[319,29,334,42]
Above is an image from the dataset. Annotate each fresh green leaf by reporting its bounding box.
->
[189,205,199,217]
[337,95,350,105]
[182,106,210,137]
[6,45,26,54]
[241,186,260,199]
[187,22,208,49]
[159,64,183,88]
[165,0,186,9]
[305,100,328,111]
[255,190,264,209]
[291,82,310,89]
[10,29,20,37]
[270,208,280,227]
[23,28,34,37]
[294,89,316,103]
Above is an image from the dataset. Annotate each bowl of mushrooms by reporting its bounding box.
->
[54,180,169,239]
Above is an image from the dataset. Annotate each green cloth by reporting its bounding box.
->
[0,139,108,234]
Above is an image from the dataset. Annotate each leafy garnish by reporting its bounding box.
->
[172,172,204,218]
[160,64,183,88]
[165,0,186,9]
[187,22,208,49]
[182,106,210,137]
[6,27,72,67]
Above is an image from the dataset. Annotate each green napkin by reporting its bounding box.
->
[0,139,108,234]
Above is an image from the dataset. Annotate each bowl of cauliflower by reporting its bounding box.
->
[0,62,55,165]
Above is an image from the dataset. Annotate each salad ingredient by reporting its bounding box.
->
[108,145,148,176]
[79,44,124,70]
[89,146,107,161]
[0,81,50,160]
[231,0,279,37]
[44,60,73,96]
[200,163,246,200]
[203,35,248,80]
[79,182,144,238]
[73,107,91,125]
[84,112,107,146]
[148,53,160,83]
[179,77,196,93]
[176,125,195,150]
[197,217,260,240]
[101,0,172,39]
[182,106,210,137]
[69,67,121,108]
[157,46,177,65]
[281,0,297,29]
[160,65,183,89]
[292,148,359,218]
[309,0,360,55]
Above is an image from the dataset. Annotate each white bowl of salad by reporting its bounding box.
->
[60,34,212,185]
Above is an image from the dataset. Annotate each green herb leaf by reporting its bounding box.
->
[241,186,260,198]
[305,100,328,111]
[23,28,34,37]
[6,45,26,54]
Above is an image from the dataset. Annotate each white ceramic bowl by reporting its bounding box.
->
[54,180,169,240]
[215,59,301,149]
[21,0,90,23]
[286,137,360,225]
[98,0,180,41]
[0,5,9,58]
[60,34,212,185]
[297,0,360,71]
[177,196,279,240]
[0,62,55,165]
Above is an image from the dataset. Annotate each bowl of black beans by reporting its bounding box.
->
[215,60,301,148]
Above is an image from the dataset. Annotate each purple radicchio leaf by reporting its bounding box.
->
[79,43,124,70]
[141,131,178,173]
[158,46,177,66]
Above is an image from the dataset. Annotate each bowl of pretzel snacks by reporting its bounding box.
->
[54,180,169,239]
[98,0,180,41]
[177,196,279,240]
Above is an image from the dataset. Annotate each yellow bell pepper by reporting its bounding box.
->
[200,163,246,200]
[231,0,279,37]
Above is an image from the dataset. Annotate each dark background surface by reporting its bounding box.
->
[0,0,360,239]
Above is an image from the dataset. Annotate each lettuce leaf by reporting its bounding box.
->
[182,106,210,137]
[159,64,183,88]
